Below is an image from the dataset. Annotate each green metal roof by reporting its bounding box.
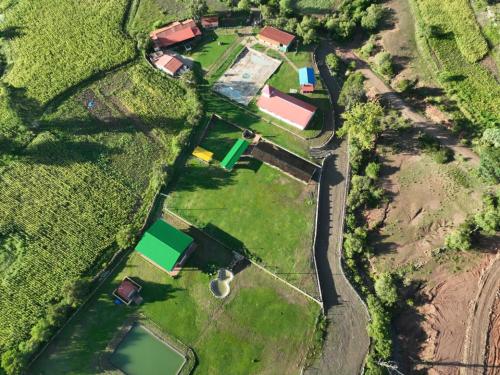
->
[220,139,249,171]
[135,219,193,272]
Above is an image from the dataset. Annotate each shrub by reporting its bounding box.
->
[359,36,376,58]
[367,294,392,360]
[338,72,366,110]
[445,220,474,250]
[365,162,381,180]
[474,193,500,235]
[373,52,394,78]
[374,273,398,306]
[479,146,500,183]
[418,133,453,163]
[325,53,342,75]
[395,78,415,93]
[361,4,384,31]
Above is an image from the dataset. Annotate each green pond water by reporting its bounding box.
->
[110,325,185,375]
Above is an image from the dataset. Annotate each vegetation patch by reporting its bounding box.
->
[1,0,136,105]
[31,220,320,374]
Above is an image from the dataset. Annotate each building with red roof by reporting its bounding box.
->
[113,277,143,306]
[257,85,317,130]
[201,16,219,29]
[258,26,295,52]
[150,19,202,49]
[153,54,185,76]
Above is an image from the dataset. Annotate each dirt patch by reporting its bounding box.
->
[425,105,452,128]
[486,293,500,375]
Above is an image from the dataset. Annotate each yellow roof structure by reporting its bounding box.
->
[192,146,213,162]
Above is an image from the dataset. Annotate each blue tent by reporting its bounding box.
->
[298,67,316,86]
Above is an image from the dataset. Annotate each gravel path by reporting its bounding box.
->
[306,41,370,375]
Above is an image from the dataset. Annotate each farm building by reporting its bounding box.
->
[153,54,185,76]
[258,26,295,52]
[135,219,196,276]
[150,19,202,49]
[257,85,317,130]
[201,16,219,29]
[220,139,250,171]
[113,277,143,306]
[299,67,316,93]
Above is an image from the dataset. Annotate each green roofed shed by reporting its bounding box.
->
[135,219,194,272]
[220,139,250,171]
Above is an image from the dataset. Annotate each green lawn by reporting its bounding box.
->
[166,118,318,296]
[31,217,320,374]
[188,30,239,71]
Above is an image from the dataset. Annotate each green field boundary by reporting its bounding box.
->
[163,208,322,305]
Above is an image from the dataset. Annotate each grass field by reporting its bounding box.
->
[166,118,318,296]
[188,30,239,71]
[31,217,320,374]
[411,0,500,130]
[1,0,136,105]
[293,0,335,14]
[0,62,200,361]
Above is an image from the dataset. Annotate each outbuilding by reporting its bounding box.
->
[135,219,196,276]
[257,26,295,52]
[201,16,219,29]
[299,67,316,93]
[153,54,185,76]
[150,19,202,49]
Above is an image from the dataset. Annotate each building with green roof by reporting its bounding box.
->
[220,139,250,171]
[135,219,194,273]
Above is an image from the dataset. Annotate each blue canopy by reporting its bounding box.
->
[299,67,316,85]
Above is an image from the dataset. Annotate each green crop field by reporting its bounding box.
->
[0,62,200,365]
[1,0,136,106]
[294,0,335,14]
[412,0,500,130]
[166,118,318,296]
[31,218,320,374]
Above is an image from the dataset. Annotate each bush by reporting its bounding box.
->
[367,294,392,360]
[361,4,384,31]
[359,36,376,58]
[365,162,380,180]
[445,220,474,250]
[373,52,394,78]
[474,193,500,235]
[395,78,415,93]
[375,273,398,306]
[325,53,342,75]
[479,146,500,183]
[339,72,366,110]
[418,133,453,163]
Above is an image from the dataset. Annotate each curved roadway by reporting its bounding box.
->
[306,41,370,375]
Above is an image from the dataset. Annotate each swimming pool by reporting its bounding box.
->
[110,324,186,375]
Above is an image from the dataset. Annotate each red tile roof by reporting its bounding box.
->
[259,26,295,46]
[150,19,202,48]
[116,279,139,301]
[257,85,317,129]
[154,54,184,75]
[201,16,219,27]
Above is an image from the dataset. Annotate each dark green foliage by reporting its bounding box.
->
[445,219,474,251]
[367,294,392,359]
[478,128,500,183]
[338,101,384,151]
[365,161,380,180]
[338,72,366,110]
[359,36,376,58]
[395,78,416,93]
[188,0,208,19]
[326,0,382,40]
[474,192,500,235]
[296,16,318,45]
[374,273,398,306]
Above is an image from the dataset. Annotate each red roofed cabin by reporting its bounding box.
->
[113,277,143,306]
[201,16,219,29]
[258,26,295,52]
[257,85,317,130]
[150,19,202,49]
[153,54,185,76]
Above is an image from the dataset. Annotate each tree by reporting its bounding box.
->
[188,0,208,20]
[337,101,384,151]
[237,0,251,12]
[445,220,474,251]
[1,349,25,375]
[260,4,274,20]
[374,52,393,78]
[338,72,366,110]
[365,161,380,180]
[474,193,500,235]
[116,224,135,250]
[361,4,384,31]
[279,0,292,16]
[367,294,392,359]
[284,17,298,34]
[375,273,398,306]
[325,53,342,75]
[479,145,500,183]
[296,16,318,45]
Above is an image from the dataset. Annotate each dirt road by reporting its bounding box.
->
[335,47,480,165]
[306,40,370,375]
[462,254,500,375]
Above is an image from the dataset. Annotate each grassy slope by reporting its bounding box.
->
[167,119,317,295]
[411,0,500,129]
[31,223,319,375]
[1,0,136,105]
[0,63,200,353]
